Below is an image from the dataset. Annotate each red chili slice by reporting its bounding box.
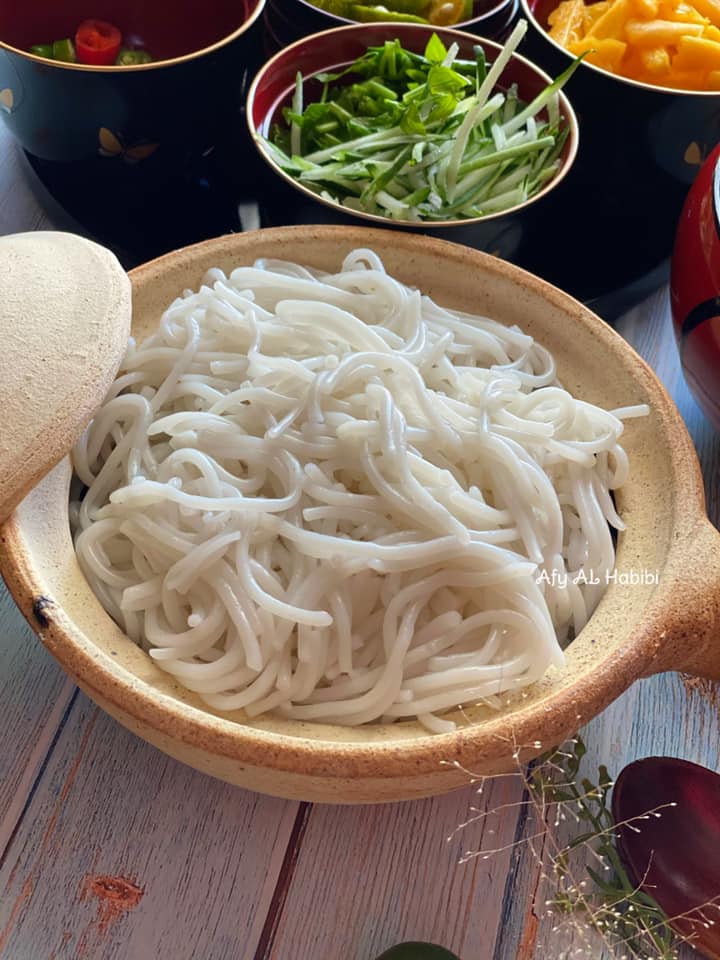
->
[75,19,122,66]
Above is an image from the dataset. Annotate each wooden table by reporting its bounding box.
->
[0,123,718,960]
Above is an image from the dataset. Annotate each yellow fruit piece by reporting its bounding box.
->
[625,16,705,41]
[622,48,648,75]
[689,0,720,24]
[546,0,720,86]
[632,0,660,16]
[548,0,570,23]
[655,66,710,83]
[547,0,587,43]
[584,4,608,27]
[583,0,611,20]
[659,0,709,21]
[587,0,632,37]
[672,31,720,66]
[641,70,666,79]
[583,0,611,27]
[639,44,673,68]
[571,35,628,67]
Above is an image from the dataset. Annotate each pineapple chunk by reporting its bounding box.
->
[625,17,704,41]
[640,44,672,69]
[672,31,720,66]
[547,0,587,42]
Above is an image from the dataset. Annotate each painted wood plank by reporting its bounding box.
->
[258,669,718,960]
[0,592,76,856]
[0,692,299,960]
[257,774,527,960]
[0,133,55,235]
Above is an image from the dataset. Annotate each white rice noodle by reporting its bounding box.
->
[71,249,647,732]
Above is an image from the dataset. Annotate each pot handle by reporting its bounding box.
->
[643,518,720,681]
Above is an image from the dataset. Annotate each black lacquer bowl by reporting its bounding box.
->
[0,0,265,177]
[517,0,720,294]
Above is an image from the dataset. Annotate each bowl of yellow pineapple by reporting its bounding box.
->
[511,0,720,301]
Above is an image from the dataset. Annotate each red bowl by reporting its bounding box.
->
[671,145,720,431]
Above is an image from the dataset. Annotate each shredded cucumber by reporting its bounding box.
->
[264,24,580,222]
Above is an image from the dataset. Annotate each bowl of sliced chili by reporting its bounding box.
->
[0,0,266,172]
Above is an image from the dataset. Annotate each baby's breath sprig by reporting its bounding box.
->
[448,737,694,959]
[528,738,679,959]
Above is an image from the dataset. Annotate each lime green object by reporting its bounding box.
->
[115,48,153,65]
[374,944,461,960]
[310,0,429,20]
[30,44,53,59]
[380,0,428,9]
[310,0,475,21]
[353,5,429,21]
[51,38,76,63]
[312,0,355,14]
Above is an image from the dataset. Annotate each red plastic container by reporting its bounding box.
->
[671,145,720,431]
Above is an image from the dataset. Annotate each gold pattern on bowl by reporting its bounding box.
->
[98,128,159,163]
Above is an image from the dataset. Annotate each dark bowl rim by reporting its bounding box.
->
[0,0,266,73]
[284,0,516,29]
[246,20,580,230]
[520,0,720,97]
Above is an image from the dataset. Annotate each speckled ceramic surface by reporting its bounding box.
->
[0,231,130,523]
[1,226,719,804]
